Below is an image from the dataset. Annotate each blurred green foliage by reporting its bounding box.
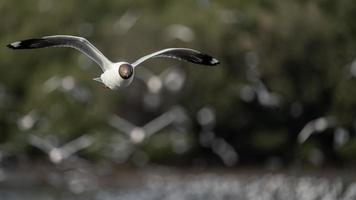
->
[1,0,356,167]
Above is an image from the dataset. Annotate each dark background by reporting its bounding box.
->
[1,0,356,169]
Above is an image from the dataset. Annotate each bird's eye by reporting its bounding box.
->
[118,64,133,79]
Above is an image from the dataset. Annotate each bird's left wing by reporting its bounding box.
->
[7,35,112,71]
[132,48,219,68]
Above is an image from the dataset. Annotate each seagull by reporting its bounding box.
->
[108,106,186,144]
[28,134,93,164]
[7,35,219,90]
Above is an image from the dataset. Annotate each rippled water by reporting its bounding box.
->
[0,166,355,200]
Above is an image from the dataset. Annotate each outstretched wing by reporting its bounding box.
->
[132,48,219,68]
[7,35,112,71]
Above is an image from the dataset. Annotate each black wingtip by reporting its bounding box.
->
[7,41,25,49]
[6,38,47,50]
[199,53,220,66]
[7,43,18,49]
[210,58,220,66]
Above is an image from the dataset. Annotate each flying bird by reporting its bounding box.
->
[7,35,219,90]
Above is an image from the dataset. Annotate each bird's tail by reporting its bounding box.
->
[93,77,103,83]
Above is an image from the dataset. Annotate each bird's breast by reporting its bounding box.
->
[100,68,133,90]
[101,69,120,90]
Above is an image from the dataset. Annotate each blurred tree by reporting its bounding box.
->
[1,0,356,167]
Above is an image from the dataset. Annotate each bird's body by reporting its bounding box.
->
[7,35,219,90]
[99,62,134,89]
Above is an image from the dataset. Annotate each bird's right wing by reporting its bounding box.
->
[7,35,112,71]
[60,135,94,158]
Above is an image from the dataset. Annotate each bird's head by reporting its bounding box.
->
[118,63,134,80]
[100,62,135,90]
